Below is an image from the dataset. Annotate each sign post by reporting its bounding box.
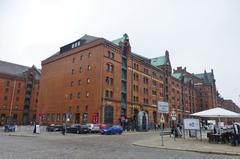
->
[157,101,169,146]
[170,109,177,141]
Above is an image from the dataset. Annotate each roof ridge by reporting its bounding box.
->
[0,60,30,69]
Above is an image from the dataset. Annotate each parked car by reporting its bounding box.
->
[46,124,63,132]
[67,124,89,134]
[86,123,100,133]
[81,124,90,134]
[67,124,81,134]
[4,125,16,132]
[100,125,123,135]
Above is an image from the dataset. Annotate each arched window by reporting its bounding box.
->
[104,106,113,124]
[106,63,114,72]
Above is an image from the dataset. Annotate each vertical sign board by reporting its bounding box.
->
[157,101,169,146]
[157,101,169,114]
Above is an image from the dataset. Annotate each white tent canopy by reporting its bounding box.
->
[190,107,240,118]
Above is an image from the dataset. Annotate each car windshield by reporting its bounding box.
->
[71,124,79,128]
[112,125,120,128]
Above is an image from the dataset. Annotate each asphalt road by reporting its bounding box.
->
[0,132,238,159]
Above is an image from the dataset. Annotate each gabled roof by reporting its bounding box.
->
[172,72,182,80]
[111,37,125,46]
[111,33,129,46]
[0,60,30,77]
[150,56,166,67]
[60,34,100,54]
[194,71,215,84]
[132,52,151,64]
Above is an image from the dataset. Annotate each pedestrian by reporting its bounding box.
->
[33,122,36,133]
[62,123,66,135]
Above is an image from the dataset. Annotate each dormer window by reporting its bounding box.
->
[71,41,81,49]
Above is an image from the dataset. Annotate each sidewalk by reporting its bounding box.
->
[132,135,240,156]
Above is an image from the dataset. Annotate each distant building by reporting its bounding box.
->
[151,54,197,124]
[222,99,240,113]
[0,60,40,125]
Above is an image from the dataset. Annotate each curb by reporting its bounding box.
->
[132,143,240,156]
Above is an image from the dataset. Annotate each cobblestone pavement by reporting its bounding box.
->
[0,132,239,159]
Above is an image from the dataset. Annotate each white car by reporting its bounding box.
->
[86,124,100,133]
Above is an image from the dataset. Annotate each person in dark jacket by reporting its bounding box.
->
[62,123,66,135]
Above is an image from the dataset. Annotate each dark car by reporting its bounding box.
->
[100,125,123,135]
[4,125,16,132]
[66,124,89,134]
[67,124,81,134]
[46,124,63,132]
[81,124,90,134]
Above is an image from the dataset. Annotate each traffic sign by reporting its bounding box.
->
[157,101,169,114]
[160,114,165,123]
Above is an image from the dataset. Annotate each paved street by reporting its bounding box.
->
[0,132,239,159]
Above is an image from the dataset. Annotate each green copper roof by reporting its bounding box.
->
[112,37,125,45]
[172,73,182,80]
[111,34,129,46]
[195,71,214,84]
[150,56,166,67]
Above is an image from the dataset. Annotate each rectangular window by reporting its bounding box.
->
[57,113,60,121]
[133,85,139,92]
[51,113,55,122]
[5,88,9,93]
[152,80,157,86]
[105,90,113,98]
[62,113,66,122]
[47,113,50,121]
[88,65,91,71]
[107,51,115,59]
[86,91,90,97]
[143,77,149,84]
[144,68,149,75]
[144,98,149,104]
[133,73,139,81]
[4,96,8,101]
[18,83,21,88]
[144,88,148,94]
[77,92,80,99]
[152,90,157,95]
[78,80,82,85]
[133,63,139,70]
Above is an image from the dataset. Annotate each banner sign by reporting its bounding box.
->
[184,118,200,130]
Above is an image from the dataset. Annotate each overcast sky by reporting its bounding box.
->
[0,0,240,106]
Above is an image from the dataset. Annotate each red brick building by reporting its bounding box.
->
[38,34,166,129]
[0,60,40,125]
[39,33,236,128]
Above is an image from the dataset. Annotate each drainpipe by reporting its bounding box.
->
[9,80,17,117]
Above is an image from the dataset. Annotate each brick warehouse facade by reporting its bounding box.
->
[0,61,40,125]
[38,33,236,128]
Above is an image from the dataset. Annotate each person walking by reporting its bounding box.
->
[62,123,66,135]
